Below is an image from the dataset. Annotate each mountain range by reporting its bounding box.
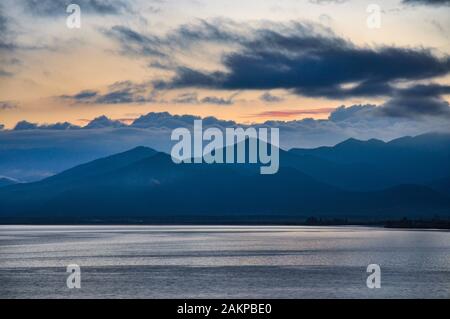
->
[0,177,18,188]
[0,132,449,224]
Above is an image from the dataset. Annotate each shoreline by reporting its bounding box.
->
[0,219,449,230]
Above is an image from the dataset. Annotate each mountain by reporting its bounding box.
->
[1,138,449,223]
[289,132,450,191]
[0,177,18,188]
[429,176,450,196]
[44,146,157,184]
[0,127,172,181]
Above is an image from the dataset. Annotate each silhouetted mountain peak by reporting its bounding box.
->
[2,133,450,222]
[336,137,385,148]
[0,177,18,187]
[127,146,157,154]
[44,146,159,183]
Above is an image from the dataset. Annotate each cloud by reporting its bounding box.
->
[0,101,17,110]
[19,0,132,16]
[200,96,234,105]
[379,84,450,118]
[253,108,337,118]
[73,90,98,100]
[102,19,450,122]
[326,84,450,120]
[5,105,450,152]
[84,115,126,129]
[149,61,175,70]
[12,116,128,131]
[130,112,237,130]
[429,20,449,39]
[171,92,198,104]
[402,0,450,6]
[60,81,157,105]
[103,19,244,63]
[0,69,13,77]
[329,104,376,122]
[260,92,284,103]
[13,120,80,130]
[104,25,166,58]
[150,21,450,100]
[61,81,238,106]
[171,92,236,105]
[94,90,143,104]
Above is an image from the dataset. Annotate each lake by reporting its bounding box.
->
[0,225,449,298]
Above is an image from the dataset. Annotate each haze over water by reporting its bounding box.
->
[0,225,449,299]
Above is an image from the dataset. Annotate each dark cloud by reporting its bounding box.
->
[328,104,376,122]
[20,0,131,16]
[148,61,175,70]
[0,101,17,110]
[95,90,143,104]
[326,84,450,120]
[130,112,237,130]
[60,90,98,102]
[149,22,450,100]
[104,26,166,58]
[104,20,243,61]
[101,20,450,119]
[379,84,450,118]
[381,95,450,118]
[403,0,450,6]
[0,7,7,35]
[260,92,284,103]
[0,69,13,77]
[171,92,198,104]
[4,108,450,153]
[162,45,449,98]
[200,96,234,105]
[60,82,156,105]
[61,82,237,106]
[171,92,235,105]
[309,0,348,4]
[61,90,147,105]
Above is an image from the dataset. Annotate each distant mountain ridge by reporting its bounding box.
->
[0,132,450,223]
[0,177,18,188]
[289,132,450,190]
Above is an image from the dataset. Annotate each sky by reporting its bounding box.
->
[0,0,449,137]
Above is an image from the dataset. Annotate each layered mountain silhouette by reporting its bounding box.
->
[290,133,450,190]
[0,133,449,223]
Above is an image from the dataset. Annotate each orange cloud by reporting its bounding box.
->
[250,108,336,118]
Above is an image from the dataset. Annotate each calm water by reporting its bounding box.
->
[0,225,449,299]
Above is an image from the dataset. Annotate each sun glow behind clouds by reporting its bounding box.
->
[0,0,449,128]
